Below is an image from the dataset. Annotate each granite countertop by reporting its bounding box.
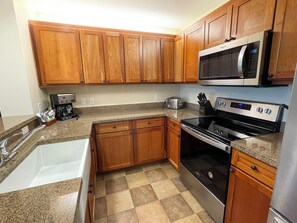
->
[0,107,200,223]
[231,133,284,168]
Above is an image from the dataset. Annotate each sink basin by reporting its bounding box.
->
[0,139,90,222]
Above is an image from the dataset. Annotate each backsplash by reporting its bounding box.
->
[46,84,180,108]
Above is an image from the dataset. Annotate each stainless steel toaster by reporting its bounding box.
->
[164,97,184,110]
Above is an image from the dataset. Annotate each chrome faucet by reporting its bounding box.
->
[0,124,46,167]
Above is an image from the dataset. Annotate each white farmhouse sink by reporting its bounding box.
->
[0,139,90,222]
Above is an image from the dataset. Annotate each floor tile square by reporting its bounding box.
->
[181,191,204,213]
[142,163,161,171]
[125,166,143,175]
[106,176,128,195]
[96,180,106,198]
[135,201,170,223]
[197,210,215,223]
[95,197,107,219]
[106,190,134,216]
[126,172,149,189]
[145,168,168,183]
[162,165,180,178]
[130,184,158,207]
[171,177,188,192]
[94,217,107,223]
[160,194,193,222]
[107,209,138,223]
[173,214,203,223]
[104,170,125,180]
[151,179,179,200]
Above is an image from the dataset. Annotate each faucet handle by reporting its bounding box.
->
[0,132,23,155]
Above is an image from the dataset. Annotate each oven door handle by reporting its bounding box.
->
[238,45,247,79]
[181,124,231,154]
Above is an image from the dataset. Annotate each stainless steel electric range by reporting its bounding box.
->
[180,97,285,223]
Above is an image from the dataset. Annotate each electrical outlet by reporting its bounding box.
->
[21,126,29,135]
[37,103,42,112]
[81,98,86,105]
[154,94,159,101]
[90,98,95,105]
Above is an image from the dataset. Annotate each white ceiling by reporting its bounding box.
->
[21,0,229,34]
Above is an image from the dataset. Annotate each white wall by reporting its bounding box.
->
[46,85,180,108]
[0,0,33,116]
[180,84,292,120]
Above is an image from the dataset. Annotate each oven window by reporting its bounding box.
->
[180,129,230,203]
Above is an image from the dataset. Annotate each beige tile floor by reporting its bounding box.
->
[94,161,215,223]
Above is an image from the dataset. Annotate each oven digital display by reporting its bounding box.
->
[230,102,251,110]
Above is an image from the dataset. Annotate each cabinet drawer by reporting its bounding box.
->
[95,121,132,134]
[231,149,276,188]
[167,118,180,132]
[133,117,164,129]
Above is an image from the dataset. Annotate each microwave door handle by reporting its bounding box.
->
[238,45,248,78]
[181,124,231,153]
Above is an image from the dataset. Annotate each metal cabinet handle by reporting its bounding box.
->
[251,165,257,170]
[238,45,248,79]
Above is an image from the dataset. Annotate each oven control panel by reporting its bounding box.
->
[215,97,283,122]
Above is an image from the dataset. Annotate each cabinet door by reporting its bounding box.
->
[103,32,125,83]
[204,3,232,48]
[80,30,105,84]
[124,34,142,83]
[142,36,161,83]
[97,131,134,171]
[225,167,272,223]
[174,35,184,82]
[161,38,175,83]
[231,0,276,39]
[269,0,297,84]
[134,126,165,164]
[184,21,205,82]
[167,128,180,171]
[30,25,83,85]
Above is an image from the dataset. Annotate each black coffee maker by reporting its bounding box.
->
[50,94,77,121]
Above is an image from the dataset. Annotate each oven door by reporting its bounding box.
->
[180,124,231,204]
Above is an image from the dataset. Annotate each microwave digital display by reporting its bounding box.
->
[230,102,252,110]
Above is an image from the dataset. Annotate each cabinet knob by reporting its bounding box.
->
[230,36,236,41]
[148,122,151,124]
[267,74,275,81]
[225,38,231,42]
[230,168,235,173]
[113,126,116,129]
[178,134,180,138]
[107,80,110,83]
[251,165,257,170]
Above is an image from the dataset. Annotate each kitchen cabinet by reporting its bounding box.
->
[103,32,125,83]
[30,23,83,85]
[204,2,232,49]
[174,34,184,82]
[161,38,175,83]
[142,36,161,83]
[184,20,205,82]
[124,34,142,83]
[80,30,105,84]
[269,0,297,84]
[231,0,276,39]
[134,126,165,164]
[167,118,181,170]
[225,149,276,223]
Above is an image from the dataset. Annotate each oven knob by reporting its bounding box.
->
[217,101,222,106]
[223,102,227,107]
[219,130,223,135]
[257,107,263,113]
[215,129,219,134]
[265,108,272,115]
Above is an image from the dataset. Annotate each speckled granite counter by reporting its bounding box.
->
[0,107,200,223]
[231,133,284,168]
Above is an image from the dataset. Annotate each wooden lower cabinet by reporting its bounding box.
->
[134,126,165,164]
[97,131,134,171]
[167,128,180,170]
[225,167,272,223]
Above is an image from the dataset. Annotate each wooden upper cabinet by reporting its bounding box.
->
[161,38,175,83]
[269,0,297,84]
[204,2,232,49]
[30,24,83,85]
[80,30,105,84]
[142,36,161,83]
[174,34,184,82]
[231,0,276,39]
[184,21,205,82]
[124,34,142,83]
[103,32,125,83]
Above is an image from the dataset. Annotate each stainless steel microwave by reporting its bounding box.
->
[198,31,272,86]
